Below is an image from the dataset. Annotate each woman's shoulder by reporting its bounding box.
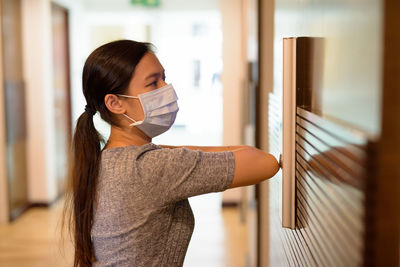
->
[100,143,163,163]
[102,142,160,153]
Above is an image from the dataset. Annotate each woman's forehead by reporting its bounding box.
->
[134,53,164,77]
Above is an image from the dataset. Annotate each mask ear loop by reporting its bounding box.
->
[117,94,143,126]
[122,113,143,126]
[117,94,139,99]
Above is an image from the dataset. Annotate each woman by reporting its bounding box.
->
[65,39,279,267]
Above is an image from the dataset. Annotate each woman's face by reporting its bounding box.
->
[122,52,167,121]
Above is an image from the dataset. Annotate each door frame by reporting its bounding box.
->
[364,0,400,264]
[0,0,10,224]
[51,2,72,197]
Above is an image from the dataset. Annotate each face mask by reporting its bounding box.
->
[118,84,179,138]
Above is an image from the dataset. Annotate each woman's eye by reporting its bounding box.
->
[146,81,157,87]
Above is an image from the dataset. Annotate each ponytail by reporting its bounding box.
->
[67,110,103,267]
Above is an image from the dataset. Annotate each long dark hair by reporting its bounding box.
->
[63,40,153,267]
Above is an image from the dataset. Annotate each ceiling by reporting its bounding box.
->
[80,0,219,12]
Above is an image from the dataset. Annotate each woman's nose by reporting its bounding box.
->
[160,80,168,87]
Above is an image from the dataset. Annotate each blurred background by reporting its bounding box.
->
[0,0,398,266]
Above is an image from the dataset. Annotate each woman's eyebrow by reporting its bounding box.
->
[144,70,165,80]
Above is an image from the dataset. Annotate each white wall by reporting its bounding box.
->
[67,0,224,130]
[0,1,10,223]
[220,0,246,203]
[221,0,245,146]
[21,0,57,203]
[52,0,87,132]
[20,0,84,204]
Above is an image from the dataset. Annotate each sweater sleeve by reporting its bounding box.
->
[135,146,235,206]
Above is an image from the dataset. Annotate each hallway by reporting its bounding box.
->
[0,196,248,267]
[0,0,398,266]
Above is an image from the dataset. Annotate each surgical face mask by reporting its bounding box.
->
[118,84,179,138]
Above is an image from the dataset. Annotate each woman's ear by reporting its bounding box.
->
[104,94,125,114]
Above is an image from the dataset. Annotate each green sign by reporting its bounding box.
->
[130,0,161,7]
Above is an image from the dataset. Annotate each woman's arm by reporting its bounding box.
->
[159,144,280,188]
[230,147,279,188]
[158,144,247,152]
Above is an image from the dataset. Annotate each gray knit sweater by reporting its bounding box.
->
[92,143,235,266]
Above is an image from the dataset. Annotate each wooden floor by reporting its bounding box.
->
[0,194,248,267]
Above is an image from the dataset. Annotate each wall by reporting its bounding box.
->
[21,0,57,203]
[259,0,384,266]
[220,0,245,147]
[20,0,81,204]
[0,0,10,223]
[220,0,246,203]
[272,0,382,136]
[53,0,84,133]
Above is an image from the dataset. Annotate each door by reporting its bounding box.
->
[1,0,28,221]
[51,3,72,196]
[259,0,399,266]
